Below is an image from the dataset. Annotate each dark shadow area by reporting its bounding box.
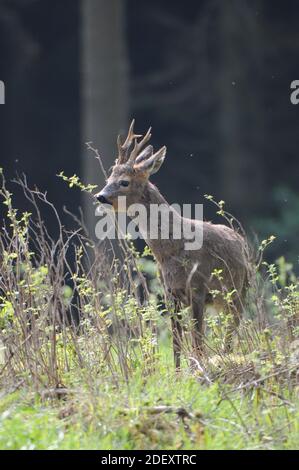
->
[1,0,299,265]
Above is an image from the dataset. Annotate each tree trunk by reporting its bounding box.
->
[217,1,264,219]
[80,0,129,238]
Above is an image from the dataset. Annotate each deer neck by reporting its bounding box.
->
[132,182,184,262]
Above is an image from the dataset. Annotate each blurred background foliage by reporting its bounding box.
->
[0,0,299,267]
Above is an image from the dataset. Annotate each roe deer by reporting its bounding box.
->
[96,120,249,368]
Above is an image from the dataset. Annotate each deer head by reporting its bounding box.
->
[96,120,166,210]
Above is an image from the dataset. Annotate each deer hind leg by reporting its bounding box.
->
[223,297,242,353]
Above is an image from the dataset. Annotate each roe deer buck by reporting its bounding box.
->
[96,120,249,368]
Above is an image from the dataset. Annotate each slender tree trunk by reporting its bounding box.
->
[217,1,264,219]
[80,0,129,238]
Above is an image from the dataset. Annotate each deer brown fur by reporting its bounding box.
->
[96,120,249,368]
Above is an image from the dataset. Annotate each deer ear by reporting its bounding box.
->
[134,146,166,176]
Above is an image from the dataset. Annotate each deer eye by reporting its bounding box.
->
[120,180,130,187]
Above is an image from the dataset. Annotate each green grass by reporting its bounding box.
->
[0,339,298,450]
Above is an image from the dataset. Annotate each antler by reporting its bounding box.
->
[117,119,153,164]
[127,127,152,164]
[117,119,142,163]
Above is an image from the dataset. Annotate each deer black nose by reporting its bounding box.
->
[97,194,109,204]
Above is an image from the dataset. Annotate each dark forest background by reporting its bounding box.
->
[1,0,299,266]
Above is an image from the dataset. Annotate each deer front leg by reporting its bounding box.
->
[191,294,205,358]
[167,292,183,370]
[162,278,183,369]
[223,297,242,353]
[171,312,183,369]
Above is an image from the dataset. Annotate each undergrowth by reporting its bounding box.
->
[0,169,298,450]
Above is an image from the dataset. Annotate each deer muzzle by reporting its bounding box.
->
[97,194,112,205]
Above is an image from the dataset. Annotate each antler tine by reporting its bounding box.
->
[117,134,128,164]
[117,119,141,163]
[139,127,152,148]
[117,121,153,164]
[117,133,123,154]
[123,119,142,151]
[117,119,143,163]
[128,127,152,163]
